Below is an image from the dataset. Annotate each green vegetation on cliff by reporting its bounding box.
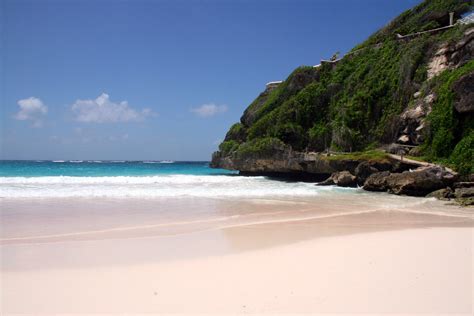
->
[423,60,474,173]
[217,0,474,174]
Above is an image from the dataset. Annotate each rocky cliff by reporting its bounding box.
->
[211,0,474,201]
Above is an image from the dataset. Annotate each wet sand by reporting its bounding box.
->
[1,196,473,314]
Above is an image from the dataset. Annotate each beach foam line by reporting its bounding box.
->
[0,175,333,198]
[0,174,266,184]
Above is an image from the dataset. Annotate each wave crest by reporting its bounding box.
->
[0,175,334,198]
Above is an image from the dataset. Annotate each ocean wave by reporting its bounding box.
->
[0,175,263,185]
[52,160,65,163]
[0,175,332,198]
[69,160,83,163]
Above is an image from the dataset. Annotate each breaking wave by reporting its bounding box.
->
[0,175,345,198]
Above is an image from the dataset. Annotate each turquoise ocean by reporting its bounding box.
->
[1,160,471,244]
[0,160,334,198]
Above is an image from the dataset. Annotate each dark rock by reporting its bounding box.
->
[333,171,357,187]
[426,187,454,200]
[454,182,474,206]
[317,171,357,187]
[354,162,379,184]
[363,167,458,196]
[385,166,457,196]
[211,142,391,179]
[327,159,361,174]
[451,28,474,68]
[454,187,474,198]
[453,182,474,189]
[452,72,474,113]
[363,171,391,192]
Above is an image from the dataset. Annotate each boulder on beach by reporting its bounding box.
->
[317,171,357,187]
[426,187,454,200]
[363,166,458,196]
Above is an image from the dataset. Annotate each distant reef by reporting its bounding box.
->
[212,0,474,205]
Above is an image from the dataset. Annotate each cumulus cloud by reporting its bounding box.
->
[190,103,228,118]
[14,97,48,127]
[71,93,154,123]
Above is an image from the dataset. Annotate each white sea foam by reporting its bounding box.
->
[52,160,65,163]
[69,160,83,163]
[160,160,175,164]
[0,175,340,198]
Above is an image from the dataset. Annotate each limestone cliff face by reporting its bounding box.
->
[394,28,474,150]
[211,144,416,181]
[427,28,474,79]
[452,71,474,113]
[211,149,337,176]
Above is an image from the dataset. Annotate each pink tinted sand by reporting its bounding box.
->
[1,197,473,314]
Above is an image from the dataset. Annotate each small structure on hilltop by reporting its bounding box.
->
[449,12,454,26]
[265,11,473,95]
[395,12,468,40]
[321,51,342,65]
[330,51,340,61]
[265,81,283,91]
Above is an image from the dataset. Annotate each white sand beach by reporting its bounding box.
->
[1,196,473,314]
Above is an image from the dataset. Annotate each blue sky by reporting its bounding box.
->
[1,0,420,161]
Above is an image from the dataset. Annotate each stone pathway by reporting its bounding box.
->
[387,153,456,174]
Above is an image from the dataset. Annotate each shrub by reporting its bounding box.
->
[424,60,474,159]
[218,140,239,156]
[224,123,247,142]
[236,137,287,158]
[449,132,474,175]
[308,122,331,152]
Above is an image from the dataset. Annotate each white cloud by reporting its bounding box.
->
[191,103,228,118]
[71,93,154,123]
[14,97,48,127]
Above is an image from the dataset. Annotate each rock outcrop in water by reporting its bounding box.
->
[211,0,474,202]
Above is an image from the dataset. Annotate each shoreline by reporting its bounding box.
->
[2,189,473,314]
[212,150,474,205]
[2,211,473,314]
[2,192,472,244]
